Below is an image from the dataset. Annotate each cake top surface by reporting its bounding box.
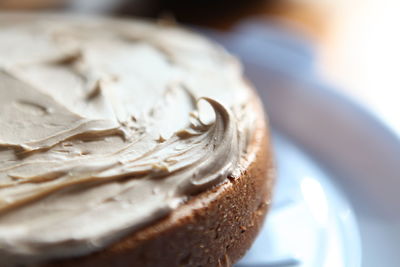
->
[0,14,257,264]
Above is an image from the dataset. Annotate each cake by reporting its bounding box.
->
[0,13,275,266]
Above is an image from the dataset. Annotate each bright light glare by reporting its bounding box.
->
[301,177,329,226]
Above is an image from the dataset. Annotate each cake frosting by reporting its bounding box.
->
[0,14,257,264]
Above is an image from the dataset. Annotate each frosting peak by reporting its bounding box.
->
[0,14,257,265]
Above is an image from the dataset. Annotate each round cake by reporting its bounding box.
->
[0,14,274,267]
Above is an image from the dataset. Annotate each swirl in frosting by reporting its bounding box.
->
[0,14,258,264]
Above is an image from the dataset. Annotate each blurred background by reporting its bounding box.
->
[2,1,399,266]
[0,0,398,133]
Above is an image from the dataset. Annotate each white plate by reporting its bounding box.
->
[238,133,361,267]
[201,19,400,267]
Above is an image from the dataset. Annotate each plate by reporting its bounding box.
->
[200,19,400,267]
[237,132,361,267]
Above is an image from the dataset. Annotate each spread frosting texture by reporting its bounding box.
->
[0,14,257,264]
